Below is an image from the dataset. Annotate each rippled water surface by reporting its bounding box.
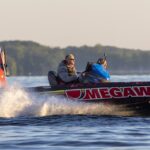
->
[0,75,150,150]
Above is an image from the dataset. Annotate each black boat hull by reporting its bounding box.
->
[27,81,150,116]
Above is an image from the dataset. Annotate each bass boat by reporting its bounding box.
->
[2,48,150,116]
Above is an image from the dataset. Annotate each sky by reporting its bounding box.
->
[0,0,150,50]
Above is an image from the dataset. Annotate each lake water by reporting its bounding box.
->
[0,75,150,150]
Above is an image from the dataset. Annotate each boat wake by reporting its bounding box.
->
[0,85,134,118]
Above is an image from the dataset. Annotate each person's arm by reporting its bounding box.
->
[92,64,110,80]
[100,69,110,80]
[58,66,78,82]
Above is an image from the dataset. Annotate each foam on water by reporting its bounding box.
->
[0,85,133,118]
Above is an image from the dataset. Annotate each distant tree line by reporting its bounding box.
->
[0,40,150,76]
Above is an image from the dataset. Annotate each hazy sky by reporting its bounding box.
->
[0,0,150,50]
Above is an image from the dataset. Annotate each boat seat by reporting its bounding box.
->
[48,71,58,86]
[85,62,93,72]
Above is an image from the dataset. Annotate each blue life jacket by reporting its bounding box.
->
[91,63,110,80]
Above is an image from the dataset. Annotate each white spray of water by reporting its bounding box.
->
[0,85,134,118]
[0,85,34,118]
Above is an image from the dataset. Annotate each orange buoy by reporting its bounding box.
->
[0,68,6,87]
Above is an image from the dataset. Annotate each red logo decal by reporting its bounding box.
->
[65,86,150,101]
[66,89,85,100]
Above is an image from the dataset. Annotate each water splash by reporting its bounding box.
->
[0,85,134,118]
[0,85,34,118]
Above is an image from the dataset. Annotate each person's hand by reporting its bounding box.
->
[81,72,86,77]
[104,61,108,69]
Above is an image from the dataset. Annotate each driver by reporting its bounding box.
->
[80,58,110,83]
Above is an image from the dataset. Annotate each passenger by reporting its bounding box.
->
[57,54,78,84]
[80,58,110,83]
